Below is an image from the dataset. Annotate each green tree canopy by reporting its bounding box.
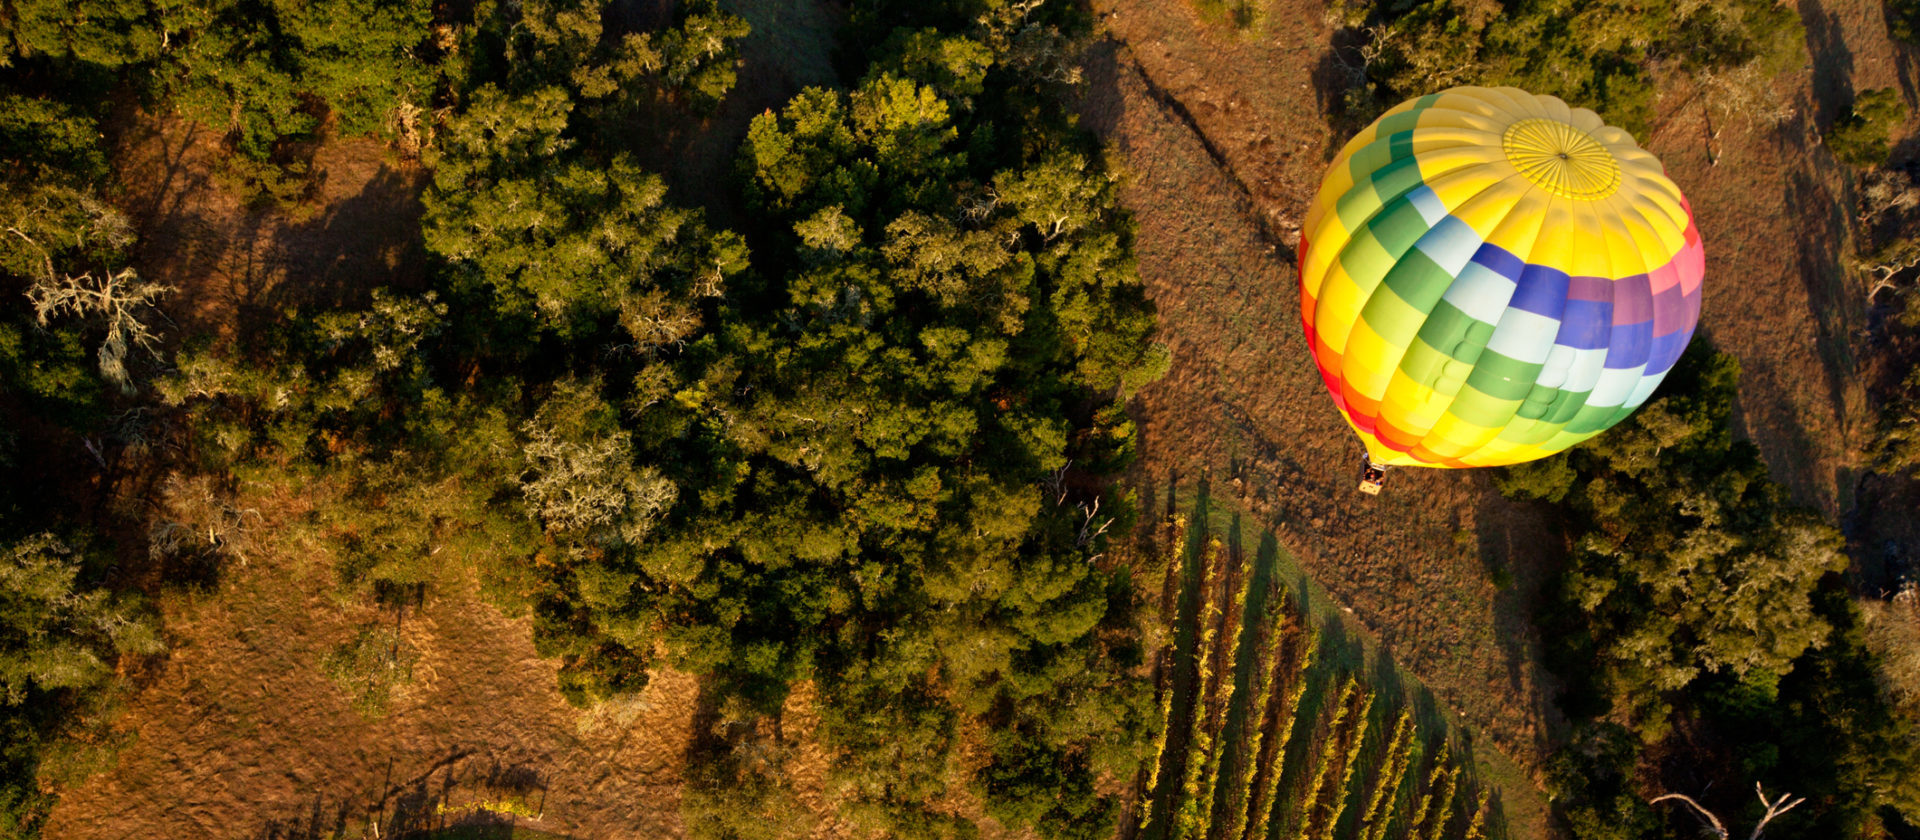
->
[0,533,161,836]
[1502,344,1847,729]
[1825,87,1908,169]
[486,11,1161,838]
[1328,0,1804,136]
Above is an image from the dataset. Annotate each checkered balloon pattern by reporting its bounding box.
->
[1299,86,1703,468]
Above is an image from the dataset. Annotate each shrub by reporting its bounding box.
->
[1827,87,1908,168]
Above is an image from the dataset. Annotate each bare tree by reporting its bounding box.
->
[148,474,263,566]
[1042,458,1072,506]
[1854,237,1920,300]
[1850,169,1920,302]
[1693,62,1797,166]
[1651,783,1806,840]
[1858,168,1920,227]
[10,227,173,394]
[1076,495,1112,548]
[617,288,703,350]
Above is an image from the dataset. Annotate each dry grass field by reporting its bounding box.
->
[41,474,708,840]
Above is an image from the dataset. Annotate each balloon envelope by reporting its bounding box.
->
[1299,86,1703,468]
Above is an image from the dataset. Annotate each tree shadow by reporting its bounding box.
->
[1787,168,1862,430]
[681,674,739,770]
[1850,470,1920,592]
[1708,196,1852,519]
[1309,25,1375,154]
[1799,0,1855,132]
[1888,2,1920,127]
[606,0,679,34]
[246,748,564,840]
[615,0,846,231]
[1785,164,1871,517]
[108,113,218,244]
[1137,477,1213,840]
[1472,479,1571,748]
[258,164,430,314]
[1076,36,1128,141]
[251,793,354,840]
[120,120,430,343]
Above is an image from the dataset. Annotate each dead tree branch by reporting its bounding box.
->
[10,227,174,393]
[1650,784,1805,840]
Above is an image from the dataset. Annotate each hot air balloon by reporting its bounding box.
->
[1298,86,1703,492]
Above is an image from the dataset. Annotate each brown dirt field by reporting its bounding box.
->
[41,470,885,840]
[41,479,706,840]
[1609,0,1920,571]
[1770,0,1920,586]
[110,114,432,339]
[1642,53,1871,522]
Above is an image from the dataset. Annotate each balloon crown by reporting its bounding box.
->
[1501,117,1621,200]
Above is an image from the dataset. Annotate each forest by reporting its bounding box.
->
[3,0,1920,839]
[2,0,1161,836]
